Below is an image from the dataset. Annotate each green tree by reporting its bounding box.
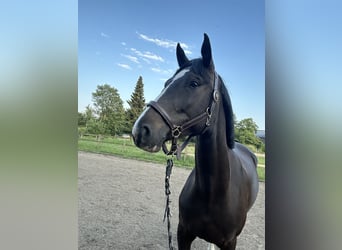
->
[78,112,87,126]
[85,118,106,135]
[78,105,95,126]
[235,118,263,151]
[92,84,125,135]
[85,104,94,122]
[126,76,146,132]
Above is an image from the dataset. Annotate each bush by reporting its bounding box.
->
[85,119,107,135]
[78,127,86,137]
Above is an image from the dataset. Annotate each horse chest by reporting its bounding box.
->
[179,187,244,238]
[182,203,242,246]
[179,171,249,243]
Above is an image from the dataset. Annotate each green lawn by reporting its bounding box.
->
[78,135,265,181]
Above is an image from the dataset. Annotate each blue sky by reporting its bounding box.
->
[79,0,265,129]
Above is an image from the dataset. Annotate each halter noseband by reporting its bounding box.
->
[147,72,220,158]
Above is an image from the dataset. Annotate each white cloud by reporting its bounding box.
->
[130,48,164,62]
[143,51,164,62]
[117,63,132,70]
[139,33,175,48]
[184,49,192,55]
[151,67,161,73]
[142,58,151,64]
[121,42,126,46]
[121,54,139,64]
[100,32,110,38]
[151,67,173,75]
[137,32,192,54]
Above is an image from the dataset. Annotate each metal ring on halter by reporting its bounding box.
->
[213,90,219,102]
[171,126,182,138]
[206,107,212,126]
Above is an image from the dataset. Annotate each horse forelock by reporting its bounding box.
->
[176,60,193,73]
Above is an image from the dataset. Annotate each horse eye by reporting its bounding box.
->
[190,81,199,88]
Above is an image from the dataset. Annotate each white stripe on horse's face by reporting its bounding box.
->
[170,68,190,85]
[155,68,190,102]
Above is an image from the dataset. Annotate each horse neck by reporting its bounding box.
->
[194,101,231,193]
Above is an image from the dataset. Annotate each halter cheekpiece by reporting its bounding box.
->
[147,71,220,159]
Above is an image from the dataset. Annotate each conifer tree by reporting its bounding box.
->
[127,76,146,131]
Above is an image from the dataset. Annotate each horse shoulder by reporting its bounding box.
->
[179,169,196,208]
[231,142,259,209]
[231,143,258,174]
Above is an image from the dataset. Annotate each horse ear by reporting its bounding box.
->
[201,33,214,68]
[176,43,189,67]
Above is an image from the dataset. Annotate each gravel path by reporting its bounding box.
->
[78,151,264,249]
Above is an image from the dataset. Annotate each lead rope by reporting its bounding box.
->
[163,157,174,250]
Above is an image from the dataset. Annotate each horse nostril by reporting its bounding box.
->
[142,124,151,137]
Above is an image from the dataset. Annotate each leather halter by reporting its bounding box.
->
[147,72,220,158]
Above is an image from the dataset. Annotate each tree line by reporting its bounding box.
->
[78,76,145,135]
[78,76,265,152]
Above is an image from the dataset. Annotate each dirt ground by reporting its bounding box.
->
[78,151,264,249]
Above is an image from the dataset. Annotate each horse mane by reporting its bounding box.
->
[219,75,235,149]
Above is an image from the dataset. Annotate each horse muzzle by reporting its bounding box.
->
[132,108,169,153]
[132,124,161,152]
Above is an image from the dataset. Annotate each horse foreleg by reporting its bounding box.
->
[177,223,195,250]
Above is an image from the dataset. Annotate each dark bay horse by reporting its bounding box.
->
[132,34,259,250]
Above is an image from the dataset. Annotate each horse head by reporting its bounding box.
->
[132,34,234,153]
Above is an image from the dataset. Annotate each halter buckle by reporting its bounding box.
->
[171,126,182,138]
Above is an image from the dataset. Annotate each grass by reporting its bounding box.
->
[79,136,195,168]
[257,157,265,165]
[257,167,265,181]
[78,135,265,181]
